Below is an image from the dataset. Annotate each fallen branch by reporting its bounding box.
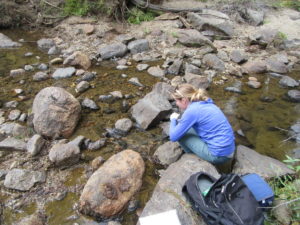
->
[273,126,290,132]
[41,0,63,10]
[130,0,203,12]
[264,197,300,211]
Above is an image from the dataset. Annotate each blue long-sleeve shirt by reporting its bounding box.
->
[169,98,235,156]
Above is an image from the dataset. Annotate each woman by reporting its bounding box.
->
[169,84,235,164]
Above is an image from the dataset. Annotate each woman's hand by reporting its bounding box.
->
[170,112,180,120]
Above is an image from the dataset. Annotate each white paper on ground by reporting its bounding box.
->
[139,209,181,225]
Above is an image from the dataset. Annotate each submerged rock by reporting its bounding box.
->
[0,33,22,48]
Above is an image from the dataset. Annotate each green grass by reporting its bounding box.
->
[63,0,89,16]
[279,0,300,11]
[127,8,156,25]
[267,156,300,224]
[278,31,288,40]
[63,0,110,17]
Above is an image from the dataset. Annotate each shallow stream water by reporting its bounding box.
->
[0,30,299,225]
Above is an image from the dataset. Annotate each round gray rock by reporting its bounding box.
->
[32,87,81,139]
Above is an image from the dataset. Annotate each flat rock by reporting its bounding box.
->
[0,137,27,151]
[153,141,183,166]
[4,168,46,191]
[232,145,295,179]
[52,67,76,79]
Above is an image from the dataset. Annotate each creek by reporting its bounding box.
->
[0,29,299,225]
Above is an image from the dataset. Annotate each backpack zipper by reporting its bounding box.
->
[195,175,209,208]
[222,175,244,224]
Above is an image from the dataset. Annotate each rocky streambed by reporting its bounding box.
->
[0,2,300,225]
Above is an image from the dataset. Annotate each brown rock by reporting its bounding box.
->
[83,24,95,35]
[63,51,91,70]
[79,150,145,219]
[242,59,267,74]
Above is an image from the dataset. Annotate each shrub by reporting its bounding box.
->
[63,0,90,16]
[127,8,156,24]
[63,0,111,17]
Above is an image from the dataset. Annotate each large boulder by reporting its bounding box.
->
[232,145,295,179]
[138,154,219,225]
[32,87,81,139]
[151,82,175,100]
[131,91,172,130]
[79,150,145,219]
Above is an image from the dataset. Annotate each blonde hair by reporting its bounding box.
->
[171,84,209,102]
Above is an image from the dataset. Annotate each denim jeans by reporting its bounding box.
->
[178,128,231,165]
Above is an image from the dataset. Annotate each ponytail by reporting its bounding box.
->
[172,84,209,102]
[191,89,209,102]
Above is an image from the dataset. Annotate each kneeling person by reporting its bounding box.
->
[169,84,235,164]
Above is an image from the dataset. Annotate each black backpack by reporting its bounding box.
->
[182,172,264,225]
